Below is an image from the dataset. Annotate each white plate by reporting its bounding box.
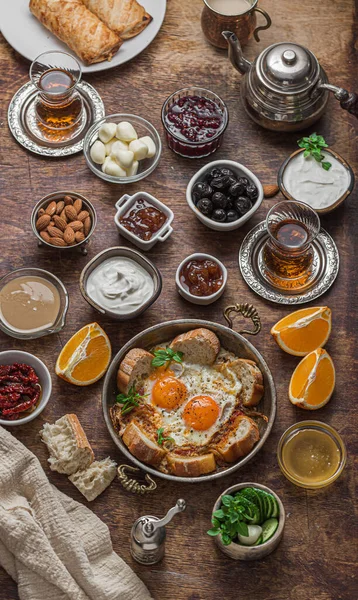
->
[1,0,166,73]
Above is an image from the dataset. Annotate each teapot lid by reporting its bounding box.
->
[257,43,320,94]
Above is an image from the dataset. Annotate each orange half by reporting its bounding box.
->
[56,323,111,386]
[289,348,335,410]
[271,307,331,356]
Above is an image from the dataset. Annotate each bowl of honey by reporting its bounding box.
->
[277,421,346,489]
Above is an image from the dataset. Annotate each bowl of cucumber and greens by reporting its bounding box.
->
[209,483,285,560]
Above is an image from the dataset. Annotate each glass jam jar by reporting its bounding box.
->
[161,87,228,158]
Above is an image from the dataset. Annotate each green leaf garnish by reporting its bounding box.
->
[157,427,174,446]
[116,385,146,415]
[151,347,183,369]
[297,132,331,170]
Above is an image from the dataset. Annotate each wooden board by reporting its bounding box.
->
[0,0,357,598]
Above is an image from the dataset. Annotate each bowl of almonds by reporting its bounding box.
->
[31,191,97,254]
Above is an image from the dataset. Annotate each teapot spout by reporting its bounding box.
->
[222,31,251,75]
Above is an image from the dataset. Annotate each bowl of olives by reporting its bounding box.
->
[186,160,263,231]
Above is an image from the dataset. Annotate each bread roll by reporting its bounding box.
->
[29,0,122,65]
[82,0,152,39]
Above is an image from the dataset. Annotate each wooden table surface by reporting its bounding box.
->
[0,1,357,598]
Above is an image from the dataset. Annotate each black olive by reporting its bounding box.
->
[208,168,222,180]
[211,175,231,191]
[226,198,234,211]
[235,196,252,214]
[238,177,250,187]
[197,198,213,216]
[192,191,201,205]
[192,181,213,199]
[220,168,234,178]
[227,176,237,187]
[211,208,227,222]
[246,184,258,200]
[229,182,245,198]
[226,210,240,222]
[212,192,229,209]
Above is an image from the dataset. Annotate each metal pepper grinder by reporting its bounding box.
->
[130,499,186,565]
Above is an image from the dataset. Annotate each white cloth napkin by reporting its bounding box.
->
[0,426,153,600]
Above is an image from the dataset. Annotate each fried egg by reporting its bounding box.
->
[141,361,242,446]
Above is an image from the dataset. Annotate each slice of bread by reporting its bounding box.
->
[69,457,117,502]
[117,348,154,394]
[122,421,167,466]
[213,414,259,462]
[166,453,216,477]
[41,414,94,475]
[169,328,220,365]
[229,359,264,407]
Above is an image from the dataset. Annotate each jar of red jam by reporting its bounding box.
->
[175,253,227,305]
[161,87,228,159]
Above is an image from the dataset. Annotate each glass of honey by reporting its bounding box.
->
[262,200,320,291]
[30,51,84,140]
[277,421,346,489]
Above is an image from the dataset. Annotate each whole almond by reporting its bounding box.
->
[53,215,67,231]
[60,209,68,222]
[64,195,74,206]
[40,230,51,243]
[48,237,67,247]
[48,226,64,239]
[75,231,85,243]
[36,214,51,231]
[84,216,91,236]
[56,200,65,215]
[49,220,55,227]
[67,220,84,232]
[45,201,57,216]
[64,227,76,245]
[38,208,45,217]
[65,205,78,221]
[77,210,89,222]
[73,198,82,214]
[263,184,280,198]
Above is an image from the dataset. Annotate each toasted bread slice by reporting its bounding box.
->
[214,414,259,463]
[229,359,264,407]
[41,414,94,475]
[169,328,220,365]
[117,348,154,393]
[166,452,216,477]
[122,421,166,467]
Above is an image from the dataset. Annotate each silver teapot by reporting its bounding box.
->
[223,31,358,131]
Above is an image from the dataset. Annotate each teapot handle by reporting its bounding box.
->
[319,83,358,118]
[252,7,272,42]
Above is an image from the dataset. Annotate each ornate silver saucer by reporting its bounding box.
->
[239,221,339,305]
[8,80,104,157]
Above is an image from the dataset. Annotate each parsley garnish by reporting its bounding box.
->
[157,427,174,446]
[115,386,146,415]
[297,132,331,170]
[151,347,183,369]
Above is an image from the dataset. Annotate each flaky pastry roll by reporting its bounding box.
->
[29,0,122,65]
[82,0,152,40]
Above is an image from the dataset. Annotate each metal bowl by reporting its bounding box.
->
[102,319,276,483]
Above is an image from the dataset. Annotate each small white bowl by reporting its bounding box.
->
[186,160,264,231]
[175,253,227,305]
[114,192,174,251]
[0,351,52,426]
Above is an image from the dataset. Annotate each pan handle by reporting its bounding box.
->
[223,303,261,336]
[117,464,157,495]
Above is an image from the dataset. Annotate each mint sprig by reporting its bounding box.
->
[151,347,183,369]
[157,427,174,446]
[116,385,146,415]
[297,132,331,170]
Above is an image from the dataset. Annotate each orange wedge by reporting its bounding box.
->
[56,323,111,386]
[271,307,331,356]
[289,348,335,410]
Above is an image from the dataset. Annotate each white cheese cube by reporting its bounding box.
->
[102,156,126,177]
[110,140,129,158]
[105,137,122,156]
[114,149,134,169]
[139,136,157,159]
[116,121,138,142]
[98,122,117,144]
[90,140,106,165]
[129,139,148,161]
[126,161,139,177]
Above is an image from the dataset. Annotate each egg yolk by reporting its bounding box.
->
[183,395,220,431]
[152,376,187,410]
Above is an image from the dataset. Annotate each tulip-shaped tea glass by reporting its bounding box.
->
[262,200,321,290]
[30,51,84,141]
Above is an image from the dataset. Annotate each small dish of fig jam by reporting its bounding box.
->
[176,253,227,305]
[162,87,228,159]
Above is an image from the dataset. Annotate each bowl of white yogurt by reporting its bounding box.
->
[79,247,162,320]
[278,148,354,214]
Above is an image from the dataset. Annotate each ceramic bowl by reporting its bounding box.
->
[211,482,285,560]
[278,148,355,215]
[0,350,52,426]
[175,253,227,305]
[31,191,97,255]
[79,246,162,320]
[186,160,264,231]
[114,191,174,251]
[83,113,162,184]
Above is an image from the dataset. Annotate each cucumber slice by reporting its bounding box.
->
[253,535,263,546]
[263,494,273,519]
[271,497,279,518]
[261,518,279,543]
